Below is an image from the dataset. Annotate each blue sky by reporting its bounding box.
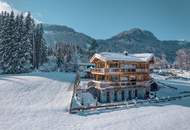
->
[1,0,190,40]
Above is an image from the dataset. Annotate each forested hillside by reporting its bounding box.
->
[43,25,190,63]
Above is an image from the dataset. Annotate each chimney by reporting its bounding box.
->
[123,50,128,56]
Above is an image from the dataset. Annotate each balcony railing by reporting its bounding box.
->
[89,80,151,89]
[91,68,149,74]
[91,68,105,73]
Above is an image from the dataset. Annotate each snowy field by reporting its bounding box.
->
[0,72,190,130]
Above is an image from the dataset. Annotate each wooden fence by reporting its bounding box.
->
[70,93,190,113]
[69,72,80,113]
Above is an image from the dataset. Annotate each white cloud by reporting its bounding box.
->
[0,1,42,23]
[0,1,19,14]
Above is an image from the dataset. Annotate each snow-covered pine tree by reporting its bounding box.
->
[55,43,78,72]
[0,12,10,73]
[18,12,35,72]
[33,24,48,69]
[176,49,190,70]
[33,24,41,69]
[88,39,97,59]
[0,12,9,70]
[0,12,3,69]
[14,13,28,73]
[39,25,48,65]
[7,11,18,73]
[0,11,18,73]
[70,44,78,71]
[24,12,35,67]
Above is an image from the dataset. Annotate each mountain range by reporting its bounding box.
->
[43,24,190,63]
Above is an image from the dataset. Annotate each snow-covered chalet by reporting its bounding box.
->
[85,51,155,103]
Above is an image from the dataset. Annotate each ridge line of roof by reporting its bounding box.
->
[90,52,154,63]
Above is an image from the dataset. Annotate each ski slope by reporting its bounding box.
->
[0,72,190,130]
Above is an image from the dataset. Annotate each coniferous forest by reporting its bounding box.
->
[0,11,47,74]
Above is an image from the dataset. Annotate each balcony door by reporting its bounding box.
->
[135,89,138,98]
[114,91,117,101]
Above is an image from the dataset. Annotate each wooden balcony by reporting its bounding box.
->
[89,80,151,89]
[91,68,149,75]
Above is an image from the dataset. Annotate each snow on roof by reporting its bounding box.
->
[78,63,95,66]
[90,52,154,63]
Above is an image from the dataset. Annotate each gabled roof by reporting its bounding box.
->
[90,52,154,63]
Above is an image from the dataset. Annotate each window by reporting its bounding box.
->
[111,76,119,81]
[131,69,136,72]
[109,63,118,68]
[132,82,136,85]
[132,64,136,67]
[106,91,110,103]
[128,90,132,100]
[121,90,125,101]
[114,91,117,101]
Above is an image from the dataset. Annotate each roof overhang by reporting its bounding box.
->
[90,52,154,63]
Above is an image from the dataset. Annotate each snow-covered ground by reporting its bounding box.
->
[0,72,190,130]
[153,69,190,79]
[169,69,190,78]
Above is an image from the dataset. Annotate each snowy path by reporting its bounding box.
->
[0,72,190,130]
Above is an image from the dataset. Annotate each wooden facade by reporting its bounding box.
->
[90,59,153,88]
[88,52,154,103]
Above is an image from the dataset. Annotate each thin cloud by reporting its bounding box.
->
[0,1,42,23]
[0,1,19,14]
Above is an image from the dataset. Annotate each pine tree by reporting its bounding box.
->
[56,43,62,70]
[0,12,3,68]
[55,43,78,72]
[0,11,18,73]
[24,12,35,66]
[0,12,8,70]
[19,12,35,72]
[15,13,28,73]
[40,25,48,65]
[88,40,98,59]
[0,12,10,73]
[33,24,48,69]
[7,11,17,73]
